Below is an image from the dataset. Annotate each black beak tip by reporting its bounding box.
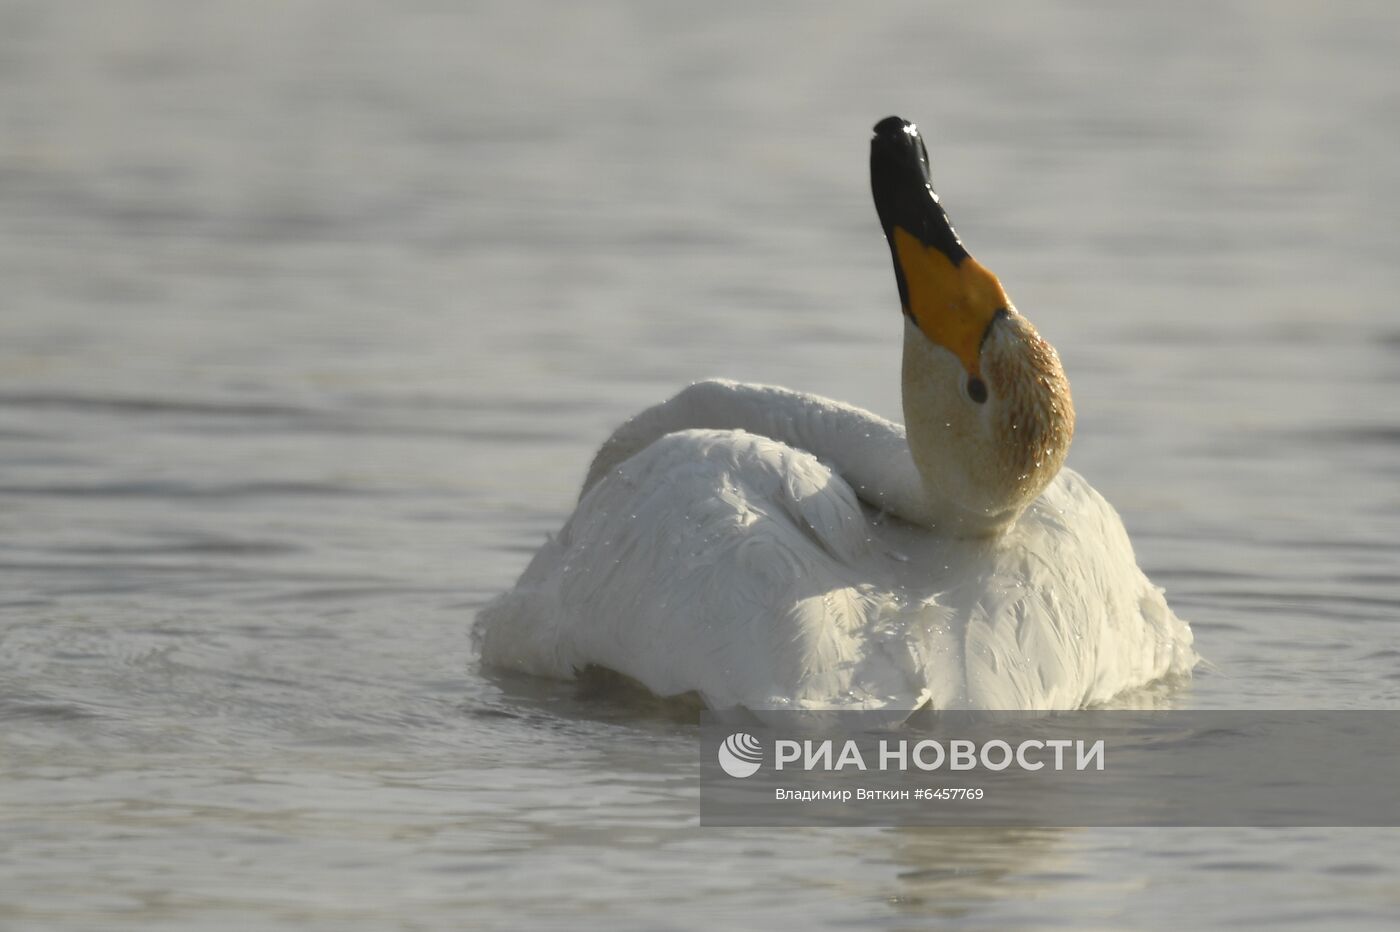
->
[872,115,914,138]
[870,113,966,265]
[870,116,929,181]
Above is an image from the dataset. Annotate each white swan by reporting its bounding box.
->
[476,116,1195,714]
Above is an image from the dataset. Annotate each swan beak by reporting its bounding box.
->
[870,116,1009,378]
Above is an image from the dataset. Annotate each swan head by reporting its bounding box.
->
[871,116,1074,536]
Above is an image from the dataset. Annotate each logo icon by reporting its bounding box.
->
[717,732,763,778]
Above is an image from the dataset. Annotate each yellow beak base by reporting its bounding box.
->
[892,226,1009,379]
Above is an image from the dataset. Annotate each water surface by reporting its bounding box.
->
[3,1,1400,928]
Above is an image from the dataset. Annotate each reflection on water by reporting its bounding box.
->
[2,0,1400,928]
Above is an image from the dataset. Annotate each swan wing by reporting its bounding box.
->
[476,428,933,711]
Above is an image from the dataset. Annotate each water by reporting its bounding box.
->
[3,1,1400,927]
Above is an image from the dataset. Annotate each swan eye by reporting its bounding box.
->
[967,377,988,404]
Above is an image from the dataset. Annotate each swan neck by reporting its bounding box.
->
[586,379,940,527]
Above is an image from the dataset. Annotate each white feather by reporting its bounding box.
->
[476,382,1195,717]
